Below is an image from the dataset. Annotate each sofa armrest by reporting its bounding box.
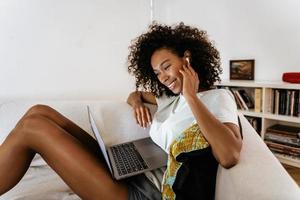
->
[215,114,299,200]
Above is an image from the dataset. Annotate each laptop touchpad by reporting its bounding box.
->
[134,138,164,158]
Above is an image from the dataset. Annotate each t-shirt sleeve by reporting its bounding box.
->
[155,93,176,109]
[211,89,239,125]
[155,94,169,108]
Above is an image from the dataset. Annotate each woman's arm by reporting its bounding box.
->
[127,91,156,128]
[185,96,242,168]
[179,63,242,169]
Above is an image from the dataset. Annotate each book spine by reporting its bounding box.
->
[266,128,299,138]
[268,146,300,158]
[275,89,280,115]
[254,88,262,112]
[265,141,300,154]
[265,130,298,139]
[268,88,274,113]
[264,133,300,147]
[279,90,286,115]
[285,90,291,115]
[290,91,295,116]
[235,90,248,110]
[230,89,243,109]
[294,90,299,117]
[298,90,300,117]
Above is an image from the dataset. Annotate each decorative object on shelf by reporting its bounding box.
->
[282,72,300,83]
[230,59,255,80]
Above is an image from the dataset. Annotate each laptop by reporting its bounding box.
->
[87,106,168,180]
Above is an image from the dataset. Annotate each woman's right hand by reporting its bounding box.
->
[127,91,152,128]
[132,103,152,128]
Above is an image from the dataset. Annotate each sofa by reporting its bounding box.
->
[0,100,299,200]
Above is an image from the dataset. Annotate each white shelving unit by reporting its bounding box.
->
[215,80,300,168]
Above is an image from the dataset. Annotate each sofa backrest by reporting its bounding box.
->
[0,100,155,145]
[215,113,299,200]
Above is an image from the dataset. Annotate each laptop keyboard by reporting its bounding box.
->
[111,143,149,176]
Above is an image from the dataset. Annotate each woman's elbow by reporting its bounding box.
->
[220,151,241,169]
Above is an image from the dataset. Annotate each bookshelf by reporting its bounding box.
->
[215,80,300,168]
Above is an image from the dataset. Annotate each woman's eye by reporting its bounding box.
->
[164,65,171,70]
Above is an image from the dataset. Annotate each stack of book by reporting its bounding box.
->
[272,89,300,117]
[264,124,300,159]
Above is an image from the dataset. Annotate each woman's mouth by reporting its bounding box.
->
[168,80,176,90]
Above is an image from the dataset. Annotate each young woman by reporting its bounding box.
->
[0,22,242,200]
[126,22,242,199]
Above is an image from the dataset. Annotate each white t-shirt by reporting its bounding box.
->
[149,88,238,153]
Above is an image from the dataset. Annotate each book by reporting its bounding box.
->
[285,90,291,115]
[266,124,300,138]
[294,90,299,117]
[264,132,300,147]
[229,88,244,110]
[272,152,300,160]
[268,146,300,158]
[295,90,300,117]
[275,89,280,114]
[279,90,286,115]
[265,130,298,139]
[265,141,300,155]
[290,91,295,116]
[234,90,248,110]
[273,89,300,117]
[254,88,262,112]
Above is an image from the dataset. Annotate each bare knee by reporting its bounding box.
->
[14,114,51,139]
[25,104,55,118]
[11,114,61,152]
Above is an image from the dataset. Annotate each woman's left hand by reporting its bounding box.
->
[179,62,200,98]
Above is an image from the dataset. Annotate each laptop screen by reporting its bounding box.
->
[87,106,113,174]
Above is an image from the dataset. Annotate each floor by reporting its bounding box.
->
[283,164,300,186]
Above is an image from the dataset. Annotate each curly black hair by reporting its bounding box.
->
[127,22,222,97]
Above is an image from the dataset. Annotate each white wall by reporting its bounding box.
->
[0,0,151,100]
[1,0,299,101]
[155,0,300,82]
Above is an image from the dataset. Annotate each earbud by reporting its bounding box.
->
[186,57,190,65]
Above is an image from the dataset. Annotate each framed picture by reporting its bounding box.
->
[230,59,255,80]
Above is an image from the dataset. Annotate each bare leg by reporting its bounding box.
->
[20,104,102,159]
[0,111,128,200]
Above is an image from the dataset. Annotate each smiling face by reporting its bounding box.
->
[151,48,186,94]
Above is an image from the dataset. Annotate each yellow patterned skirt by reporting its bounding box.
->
[162,123,210,200]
